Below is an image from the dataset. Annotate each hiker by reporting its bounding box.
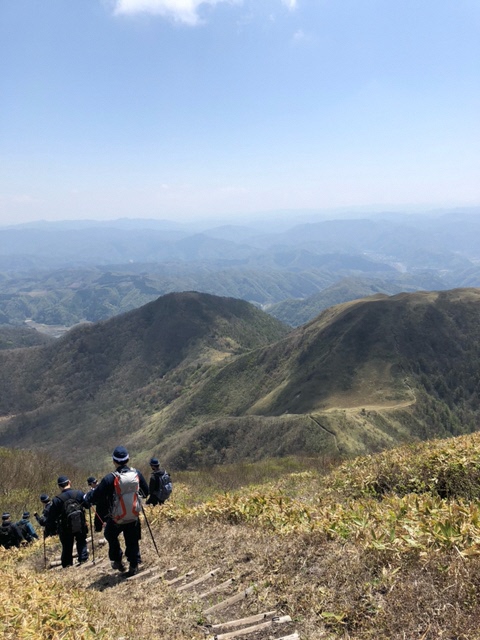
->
[85,446,148,577]
[146,457,173,506]
[0,513,24,549]
[16,511,39,543]
[85,476,107,533]
[34,494,57,537]
[45,476,89,568]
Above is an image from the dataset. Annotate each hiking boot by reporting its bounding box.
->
[126,564,138,577]
[111,560,126,572]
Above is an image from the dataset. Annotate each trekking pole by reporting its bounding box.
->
[88,508,95,564]
[43,530,47,570]
[141,504,160,558]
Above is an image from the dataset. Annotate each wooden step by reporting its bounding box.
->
[211,615,292,640]
[209,610,277,630]
[176,568,220,592]
[199,578,235,599]
[203,586,255,615]
[165,569,195,586]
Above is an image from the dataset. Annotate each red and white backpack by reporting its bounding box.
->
[111,469,142,524]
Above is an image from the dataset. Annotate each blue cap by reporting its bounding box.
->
[150,457,159,466]
[57,475,69,487]
[112,446,129,464]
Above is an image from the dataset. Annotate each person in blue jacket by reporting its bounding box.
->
[46,476,89,568]
[85,446,148,577]
[16,512,39,543]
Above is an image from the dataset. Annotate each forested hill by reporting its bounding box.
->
[0,291,289,465]
[1,288,480,469]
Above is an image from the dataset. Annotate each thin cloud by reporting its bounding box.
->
[113,0,234,25]
[113,0,296,24]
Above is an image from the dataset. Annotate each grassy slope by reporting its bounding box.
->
[2,288,480,470]
[0,292,289,467]
[4,433,480,639]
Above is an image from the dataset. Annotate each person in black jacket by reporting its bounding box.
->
[146,457,173,506]
[34,494,57,537]
[85,446,148,577]
[0,513,24,549]
[46,476,88,568]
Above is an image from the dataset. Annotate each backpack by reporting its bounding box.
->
[17,521,33,543]
[111,468,142,524]
[0,524,13,547]
[152,470,173,504]
[60,492,86,535]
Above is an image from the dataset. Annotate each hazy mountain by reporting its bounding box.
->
[1,288,480,470]
[2,212,480,332]
[268,274,448,326]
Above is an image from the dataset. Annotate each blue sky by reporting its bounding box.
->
[1,0,479,225]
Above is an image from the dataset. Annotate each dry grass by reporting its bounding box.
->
[4,435,480,638]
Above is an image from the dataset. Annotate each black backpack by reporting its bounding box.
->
[60,492,86,535]
[153,470,173,504]
[17,521,33,543]
[0,524,13,547]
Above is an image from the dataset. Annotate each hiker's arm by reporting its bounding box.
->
[139,472,149,499]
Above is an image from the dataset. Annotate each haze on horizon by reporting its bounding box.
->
[1,0,479,226]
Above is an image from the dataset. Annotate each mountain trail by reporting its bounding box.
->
[34,515,304,639]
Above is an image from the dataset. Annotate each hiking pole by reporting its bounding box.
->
[43,530,47,570]
[88,508,95,564]
[141,504,160,558]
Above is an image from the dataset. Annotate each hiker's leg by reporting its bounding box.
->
[123,521,140,568]
[104,520,122,562]
[60,532,74,567]
[75,533,88,563]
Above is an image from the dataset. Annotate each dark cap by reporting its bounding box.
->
[2,513,10,520]
[112,446,129,464]
[23,511,30,519]
[87,476,97,485]
[150,457,159,466]
[57,475,70,487]
[40,494,49,503]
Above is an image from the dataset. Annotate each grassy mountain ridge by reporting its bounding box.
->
[143,288,480,467]
[1,288,480,469]
[0,292,289,464]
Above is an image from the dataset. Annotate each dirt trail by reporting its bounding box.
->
[36,515,305,640]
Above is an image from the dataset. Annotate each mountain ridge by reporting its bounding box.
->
[1,288,480,469]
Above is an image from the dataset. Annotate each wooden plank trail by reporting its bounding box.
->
[165,569,195,586]
[203,586,255,616]
[210,616,292,640]
[208,610,277,630]
[176,567,220,592]
[199,578,235,599]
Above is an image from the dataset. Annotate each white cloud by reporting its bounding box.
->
[113,0,234,25]
[291,28,314,46]
[113,0,296,24]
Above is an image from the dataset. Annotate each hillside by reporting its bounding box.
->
[267,274,447,327]
[0,291,289,466]
[146,287,480,467]
[2,288,480,469]
[4,433,480,639]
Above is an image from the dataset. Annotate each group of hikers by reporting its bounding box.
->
[1,447,172,578]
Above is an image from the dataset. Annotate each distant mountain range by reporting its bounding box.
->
[2,210,480,329]
[1,288,479,469]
